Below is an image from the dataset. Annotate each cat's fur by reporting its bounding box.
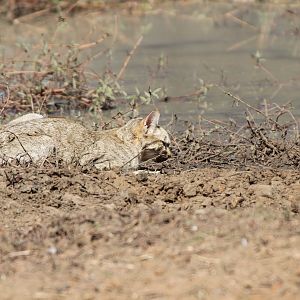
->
[0,111,171,170]
[7,113,44,126]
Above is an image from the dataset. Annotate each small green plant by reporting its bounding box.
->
[129,87,163,105]
[90,76,127,111]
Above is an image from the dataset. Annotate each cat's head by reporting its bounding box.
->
[134,111,171,162]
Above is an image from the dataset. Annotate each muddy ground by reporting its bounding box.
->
[0,161,299,299]
[1,0,300,297]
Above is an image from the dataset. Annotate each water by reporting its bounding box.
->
[1,2,300,123]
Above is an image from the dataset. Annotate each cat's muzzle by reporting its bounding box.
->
[155,147,172,163]
[141,144,172,163]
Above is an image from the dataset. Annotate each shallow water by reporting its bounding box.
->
[1,2,300,123]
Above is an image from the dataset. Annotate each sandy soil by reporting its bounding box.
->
[0,164,299,300]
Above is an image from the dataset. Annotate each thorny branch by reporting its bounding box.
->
[142,91,300,173]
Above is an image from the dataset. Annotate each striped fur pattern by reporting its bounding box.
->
[0,111,171,170]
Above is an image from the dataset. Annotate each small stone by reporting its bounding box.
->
[20,184,38,193]
[195,209,207,215]
[140,254,153,261]
[187,246,194,252]
[230,196,244,208]
[0,180,7,191]
[201,197,212,207]
[47,246,58,255]
[291,202,299,213]
[135,171,148,182]
[62,192,83,205]
[104,203,116,210]
[250,184,273,198]
[154,200,166,208]
[241,238,248,247]
[125,264,135,270]
[190,195,212,207]
[290,184,300,202]
[291,183,300,193]
[183,183,197,197]
[191,225,198,232]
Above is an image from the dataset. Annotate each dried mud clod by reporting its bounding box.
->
[0,163,300,299]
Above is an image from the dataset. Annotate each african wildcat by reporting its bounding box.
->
[0,111,171,170]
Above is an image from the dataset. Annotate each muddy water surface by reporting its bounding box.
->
[1,2,300,122]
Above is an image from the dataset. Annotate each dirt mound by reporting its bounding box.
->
[0,89,299,299]
[0,165,299,299]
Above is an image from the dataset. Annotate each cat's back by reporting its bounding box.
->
[0,115,95,165]
[2,117,90,138]
[0,116,94,154]
[6,113,44,126]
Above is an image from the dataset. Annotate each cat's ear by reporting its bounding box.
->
[143,111,160,132]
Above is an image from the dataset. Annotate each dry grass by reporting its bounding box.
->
[142,90,300,172]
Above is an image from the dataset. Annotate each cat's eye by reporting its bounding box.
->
[162,141,170,147]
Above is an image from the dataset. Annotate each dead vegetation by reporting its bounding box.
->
[0,32,132,116]
[1,88,299,172]
[141,89,300,172]
[0,0,300,171]
[1,0,182,21]
[2,0,300,16]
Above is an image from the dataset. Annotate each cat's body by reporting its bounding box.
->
[0,111,171,170]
